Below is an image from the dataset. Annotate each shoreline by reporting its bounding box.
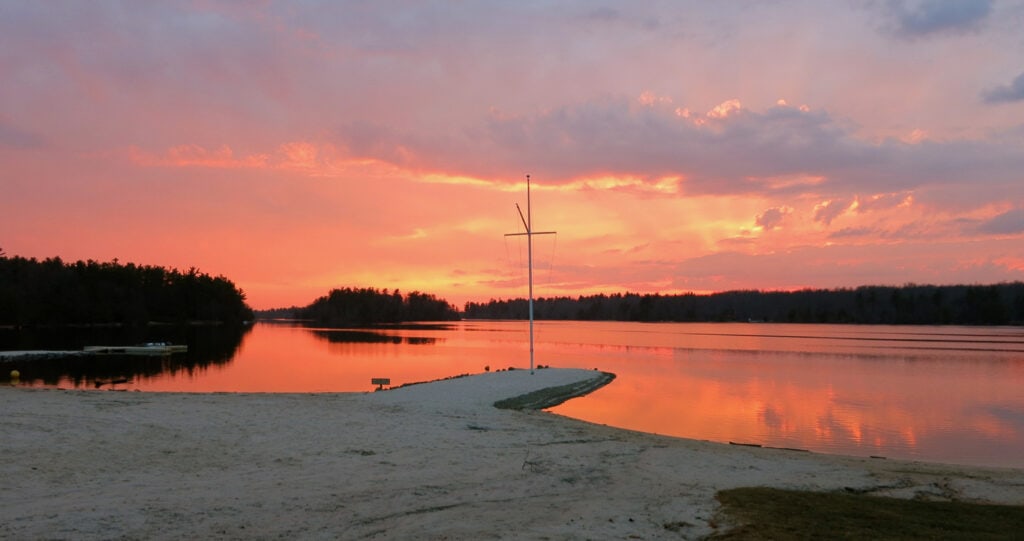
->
[3,368,1024,539]
[3,360,1020,468]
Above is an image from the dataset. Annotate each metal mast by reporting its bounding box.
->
[505,174,556,374]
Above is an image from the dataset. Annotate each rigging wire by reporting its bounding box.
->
[541,232,558,288]
[504,209,527,288]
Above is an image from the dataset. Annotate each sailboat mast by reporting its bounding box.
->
[526,175,535,374]
[505,174,556,375]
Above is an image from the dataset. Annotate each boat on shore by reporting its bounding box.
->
[83,343,188,356]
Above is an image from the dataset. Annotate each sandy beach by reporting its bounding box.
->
[3,368,1023,540]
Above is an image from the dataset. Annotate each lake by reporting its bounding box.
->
[5,320,1024,469]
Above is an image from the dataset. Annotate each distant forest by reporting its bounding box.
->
[291,287,460,325]
[463,283,1024,325]
[0,255,254,326]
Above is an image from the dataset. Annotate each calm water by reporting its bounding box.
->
[6,320,1024,468]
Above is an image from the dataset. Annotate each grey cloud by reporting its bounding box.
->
[425,98,1024,203]
[829,222,950,242]
[338,122,410,164]
[756,207,788,230]
[338,95,1024,213]
[580,7,626,24]
[888,0,993,37]
[977,209,1024,235]
[855,192,910,213]
[828,226,877,239]
[814,199,852,225]
[466,99,871,190]
[576,6,661,31]
[982,72,1024,104]
[0,121,44,149]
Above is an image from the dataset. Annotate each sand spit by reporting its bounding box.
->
[1,350,90,362]
[2,368,1023,540]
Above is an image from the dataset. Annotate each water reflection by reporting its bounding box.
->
[1,324,252,388]
[544,323,1024,468]
[3,319,1024,468]
[310,329,440,346]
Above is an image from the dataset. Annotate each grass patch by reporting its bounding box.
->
[710,487,1024,540]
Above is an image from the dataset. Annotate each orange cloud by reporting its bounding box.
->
[637,90,673,106]
[279,141,320,171]
[129,144,270,168]
[706,98,743,119]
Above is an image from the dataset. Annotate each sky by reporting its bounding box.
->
[2,1,1024,310]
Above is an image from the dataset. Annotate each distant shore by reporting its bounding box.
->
[3,368,1023,539]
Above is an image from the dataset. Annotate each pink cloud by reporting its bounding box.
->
[3,2,1023,308]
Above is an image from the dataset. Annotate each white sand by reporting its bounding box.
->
[2,368,1023,540]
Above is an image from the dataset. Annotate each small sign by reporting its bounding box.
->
[371,377,390,390]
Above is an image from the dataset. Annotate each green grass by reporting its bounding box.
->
[710,487,1024,540]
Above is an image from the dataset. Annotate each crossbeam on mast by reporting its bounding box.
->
[504,174,555,375]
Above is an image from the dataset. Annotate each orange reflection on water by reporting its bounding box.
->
[127,324,486,393]
[26,320,1024,467]
[543,322,1024,465]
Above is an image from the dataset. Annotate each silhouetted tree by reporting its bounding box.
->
[463,283,1024,326]
[297,287,459,325]
[0,256,253,326]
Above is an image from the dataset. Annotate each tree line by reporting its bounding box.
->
[295,287,460,325]
[463,283,1024,325]
[0,255,254,326]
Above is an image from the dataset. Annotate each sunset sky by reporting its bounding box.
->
[3,1,1024,310]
